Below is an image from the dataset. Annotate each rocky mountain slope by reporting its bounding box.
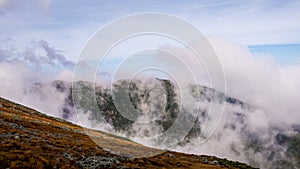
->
[0,96,256,169]
[19,79,300,169]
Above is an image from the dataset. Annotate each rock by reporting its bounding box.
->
[75,156,119,169]
[165,153,175,158]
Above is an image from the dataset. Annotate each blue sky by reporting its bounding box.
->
[0,0,300,65]
[249,44,300,65]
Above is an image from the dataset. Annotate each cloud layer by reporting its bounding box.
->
[0,37,299,168]
[211,37,300,124]
[0,39,74,115]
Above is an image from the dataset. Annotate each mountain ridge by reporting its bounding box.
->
[3,78,300,168]
[0,96,256,169]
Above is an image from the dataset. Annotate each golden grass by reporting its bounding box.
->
[0,97,255,169]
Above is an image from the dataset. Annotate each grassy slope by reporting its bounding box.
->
[0,97,256,169]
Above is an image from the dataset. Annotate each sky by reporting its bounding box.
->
[1,1,300,166]
[249,44,300,64]
[0,0,300,64]
[1,0,300,125]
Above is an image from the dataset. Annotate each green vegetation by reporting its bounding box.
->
[71,79,201,144]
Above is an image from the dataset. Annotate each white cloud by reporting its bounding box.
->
[156,35,300,125]
[210,37,300,124]
[0,39,74,115]
[0,0,10,9]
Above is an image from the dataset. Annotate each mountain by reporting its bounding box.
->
[8,78,300,169]
[0,96,256,169]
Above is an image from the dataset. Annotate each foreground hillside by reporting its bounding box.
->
[0,97,255,169]
[48,80,300,169]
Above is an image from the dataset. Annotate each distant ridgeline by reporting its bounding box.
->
[30,79,300,169]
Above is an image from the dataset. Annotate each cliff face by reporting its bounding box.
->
[0,97,255,169]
